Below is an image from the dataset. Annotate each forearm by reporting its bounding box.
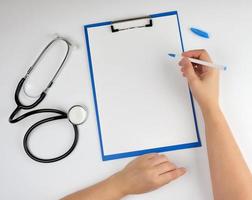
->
[61,174,125,200]
[202,106,252,200]
[61,154,186,200]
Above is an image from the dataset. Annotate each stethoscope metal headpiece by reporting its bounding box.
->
[23,36,72,98]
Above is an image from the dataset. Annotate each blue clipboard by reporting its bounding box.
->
[84,11,201,161]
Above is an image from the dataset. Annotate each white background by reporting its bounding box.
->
[0,0,251,200]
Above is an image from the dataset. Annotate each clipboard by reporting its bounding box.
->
[84,11,201,161]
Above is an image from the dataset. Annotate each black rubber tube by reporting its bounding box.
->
[23,114,79,163]
[10,107,78,163]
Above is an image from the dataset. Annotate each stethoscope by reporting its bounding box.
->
[9,36,88,163]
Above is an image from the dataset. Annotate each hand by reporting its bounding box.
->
[179,49,219,111]
[110,154,186,196]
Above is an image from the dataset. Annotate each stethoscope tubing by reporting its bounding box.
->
[23,113,79,163]
[9,77,46,123]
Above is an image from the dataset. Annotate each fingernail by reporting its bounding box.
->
[181,167,187,173]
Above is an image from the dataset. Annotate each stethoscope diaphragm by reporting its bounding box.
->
[68,105,88,125]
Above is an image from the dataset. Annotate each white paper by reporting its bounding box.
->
[87,15,199,156]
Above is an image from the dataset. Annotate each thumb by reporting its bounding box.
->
[179,58,199,85]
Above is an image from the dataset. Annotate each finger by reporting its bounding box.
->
[159,167,186,185]
[140,153,159,160]
[182,49,207,57]
[195,65,204,74]
[201,65,209,73]
[193,63,217,77]
[182,49,211,62]
[150,154,169,166]
[156,161,177,175]
[193,65,205,76]
[179,58,199,84]
[182,49,215,75]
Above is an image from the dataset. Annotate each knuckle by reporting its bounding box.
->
[197,49,206,53]
[143,153,155,159]
[160,154,168,161]
[159,154,166,159]
[182,57,188,64]
[201,49,210,56]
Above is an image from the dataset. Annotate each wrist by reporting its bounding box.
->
[105,172,128,199]
[200,101,220,114]
[201,103,221,118]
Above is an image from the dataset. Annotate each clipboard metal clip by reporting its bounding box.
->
[111,16,153,33]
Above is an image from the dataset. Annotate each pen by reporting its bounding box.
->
[168,53,227,71]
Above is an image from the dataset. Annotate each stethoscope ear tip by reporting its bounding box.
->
[51,33,79,49]
[68,105,88,125]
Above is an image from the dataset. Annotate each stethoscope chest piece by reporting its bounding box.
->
[68,105,88,125]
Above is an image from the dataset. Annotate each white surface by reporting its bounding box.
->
[0,0,252,200]
[87,14,198,155]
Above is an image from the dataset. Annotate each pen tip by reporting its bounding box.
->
[168,53,176,58]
